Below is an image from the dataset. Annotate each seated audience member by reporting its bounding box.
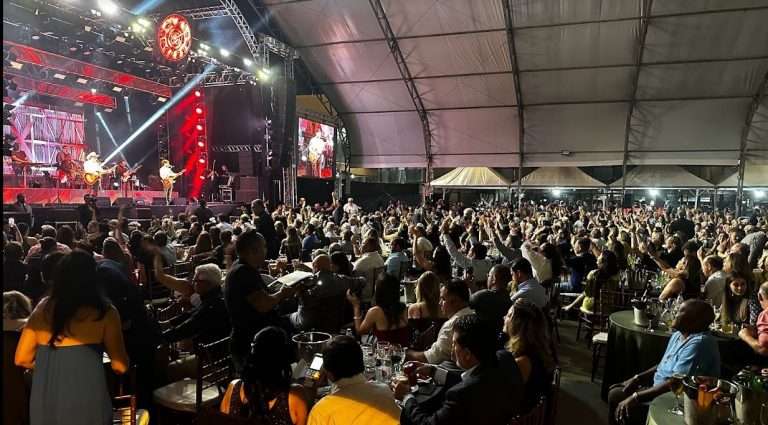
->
[347,273,409,346]
[440,219,493,287]
[406,280,473,364]
[504,299,557,411]
[609,299,720,425]
[657,241,704,301]
[384,237,410,279]
[470,264,513,333]
[281,226,303,261]
[15,250,129,425]
[563,250,620,314]
[301,224,323,262]
[739,281,768,356]
[394,314,524,424]
[154,231,177,266]
[25,247,64,304]
[408,271,443,320]
[213,229,235,269]
[3,242,27,292]
[3,290,32,332]
[24,225,71,261]
[702,255,727,307]
[225,230,297,371]
[720,273,760,326]
[307,335,400,425]
[509,258,547,309]
[158,263,231,344]
[353,238,386,303]
[290,254,363,333]
[330,251,354,276]
[221,327,308,424]
[563,237,598,292]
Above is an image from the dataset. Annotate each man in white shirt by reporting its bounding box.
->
[702,255,728,307]
[343,198,361,217]
[159,159,181,205]
[406,280,473,364]
[509,258,547,309]
[352,238,385,304]
[442,233,493,287]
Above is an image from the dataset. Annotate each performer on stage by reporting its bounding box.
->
[83,152,114,195]
[159,159,184,205]
[114,159,129,196]
[10,144,31,186]
[308,129,325,177]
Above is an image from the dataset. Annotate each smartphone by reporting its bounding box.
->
[305,353,324,381]
[8,217,15,226]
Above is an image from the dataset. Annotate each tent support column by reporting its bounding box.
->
[735,70,768,216]
[503,0,525,210]
[369,0,433,201]
[621,0,654,196]
[694,189,700,209]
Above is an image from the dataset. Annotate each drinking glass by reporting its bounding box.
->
[390,344,406,374]
[669,373,686,416]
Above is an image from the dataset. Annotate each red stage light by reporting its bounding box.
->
[197,141,205,148]
[195,107,203,114]
[194,90,201,97]
[199,175,205,179]
[196,124,203,131]
[198,158,205,163]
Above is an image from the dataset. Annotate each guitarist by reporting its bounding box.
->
[83,152,115,195]
[159,159,184,205]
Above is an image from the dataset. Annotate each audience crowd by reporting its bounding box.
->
[3,193,767,425]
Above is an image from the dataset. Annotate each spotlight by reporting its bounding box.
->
[200,43,210,50]
[199,175,205,179]
[350,174,356,179]
[77,78,88,84]
[648,189,660,198]
[195,107,203,114]
[137,18,151,28]
[198,158,205,163]
[90,88,97,94]
[113,181,120,188]
[243,58,252,66]
[97,0,119,16]
[257,69,271,81]
[112,86,123,92]
[755,190,766,199]
[157,96,167,103]
[551,188,562,198]
[9,62,23,70]
[301,155,307,161]
[197,141,205,148]
[53,73,66,80]
[220,48,230,57]
[194,90,201,97]
[196,124,203,131]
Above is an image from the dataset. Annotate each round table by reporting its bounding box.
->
[646,393,682,425]
[601,310,757,401]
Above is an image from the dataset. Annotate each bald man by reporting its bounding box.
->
[289,254,365,332]
[609,299,720,425]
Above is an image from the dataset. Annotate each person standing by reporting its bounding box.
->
[12,193,34,228]
[252,199,278,260]
[159,159,184,205]
[15,250,129,425]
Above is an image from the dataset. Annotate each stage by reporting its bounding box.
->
[2,187,178,205]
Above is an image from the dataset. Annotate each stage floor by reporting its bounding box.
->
[3,187,177,205]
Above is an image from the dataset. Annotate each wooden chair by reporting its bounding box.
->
[624,268,658,291]
[112,395,136,425]
[509,397,546,425]
[409,318,447,351]
[153,336,233,418]
[588,289,632,381]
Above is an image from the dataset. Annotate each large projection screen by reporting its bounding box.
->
[297,117,335,179]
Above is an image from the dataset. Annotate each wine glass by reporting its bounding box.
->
[669,373,686,416]
[390,344,406,374]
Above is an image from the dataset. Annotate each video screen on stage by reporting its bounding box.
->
[297,117,335,179]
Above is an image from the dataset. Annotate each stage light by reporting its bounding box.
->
[195,107,203,114]
[257,68,271,81]
[243,58,252,66]
[10,61,23,70]
[220,48,230,57]
[98,0,119,16]
[551,188,562,198]
[113,181,120,188]
[53,73,66,80]
[137,17,151,28]
[112,86,123,92]
[77,78,88,84]
[157,96,167,102]
[301,155,307,161]
[90,88,97,94]
[194,90,201,97]
[197,141,205,148]
[199,158,205,163]
[755,190,766,199]
[350,174,356,179]
[90,9,102,17]
[196,124,204,131]
[200,43,210,50]
[199,175,205,179]
[648,189,660,198]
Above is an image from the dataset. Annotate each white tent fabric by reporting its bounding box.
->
[430,167,511,189]
[518,167,605,188]
[264,0,768,168]
[719,163,768,188]
[609,166,713,189]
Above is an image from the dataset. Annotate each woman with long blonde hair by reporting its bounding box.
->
[408,271,443,319]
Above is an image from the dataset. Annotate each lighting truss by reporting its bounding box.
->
[219,0,267,69]
[180,70,255,88]
[149,5,232,21]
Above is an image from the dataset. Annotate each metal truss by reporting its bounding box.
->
[152,5,232,20]
[211,144,264,153]
[219,0,267,69]
[369,0,433,186]
[620,0,654,194]
[179,70,256,88]
[156,113,170,163]
[503,0,525,205]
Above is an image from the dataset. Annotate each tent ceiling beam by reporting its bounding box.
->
[503,0,526,201]
[736,70,768,215]
[316,55,768,86]
[621,0,654,194]
[369,0,433,181]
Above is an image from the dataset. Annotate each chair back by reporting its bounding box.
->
[195,336,234,411]
[545,367,561,425]
[625,268,658,291]
[156,301,184,324]
[174,261,194,279]
[509,397,546,425]
[410,318,447,351]
[112,395,136,425]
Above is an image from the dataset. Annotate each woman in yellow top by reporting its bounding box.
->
[15,250,129,425]
[220,326,308,425]
[564,250,621,314]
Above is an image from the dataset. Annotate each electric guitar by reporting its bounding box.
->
[162,169,186,190]
[121,164,143,182]
[84,164,117,185]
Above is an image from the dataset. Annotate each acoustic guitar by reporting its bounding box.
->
[162,169,186,190]
[84,165,116,185]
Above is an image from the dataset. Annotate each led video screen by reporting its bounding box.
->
[297,117,335,179]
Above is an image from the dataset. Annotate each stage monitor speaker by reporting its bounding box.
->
[175,197,187,205]
[152,197,166,206]
[236,190,259,203]
[239,176,259,192]
[113,198,134,207]
[94,197,111,207]
[136,208,152,219]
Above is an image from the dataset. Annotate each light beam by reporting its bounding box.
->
[96,112,129,165]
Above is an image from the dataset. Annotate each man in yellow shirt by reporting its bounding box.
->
[308,336,400,425]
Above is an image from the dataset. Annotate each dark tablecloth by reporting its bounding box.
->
[601,310,762,401]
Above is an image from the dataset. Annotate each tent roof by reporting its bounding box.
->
[265,0,768,169]
[430,167,511,189]
[609,165,712,189]
[518,167,605,188]
[719,163,768,187]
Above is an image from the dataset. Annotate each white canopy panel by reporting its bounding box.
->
[431,167,511,189]
[610,166,713,189]
[719,163,768,188]
[519,167,605,188]
[264,0,768,169]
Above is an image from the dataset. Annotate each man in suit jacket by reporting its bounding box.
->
[394,314,525,425]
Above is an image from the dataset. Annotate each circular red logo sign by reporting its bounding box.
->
[156,14,191,62]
